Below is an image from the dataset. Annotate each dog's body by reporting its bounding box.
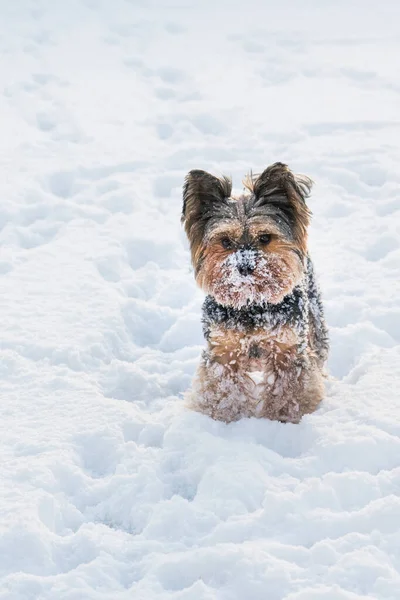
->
[182,163,328,423]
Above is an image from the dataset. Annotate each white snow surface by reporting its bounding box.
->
[1,1,400,598]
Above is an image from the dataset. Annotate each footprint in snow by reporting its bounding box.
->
[328,322,395,379]
[368,310,400,343]
[74,431,122,479]
[47,170,82,199]
[323,201,355,219]
[241,40,266,53]
[123,57,153,76]
[375,197,400,217]
[102,363,163,403]
[156,67,187,84]
[154,86,177,100]
[46,161,144,199]
[362,235,398,262]
[13,223,61,250]
[156,122,174,140]
[122,299,176,347]
[0,261,13,275]
[152,174,183,198]
[164,22,186,35]
[352,164,387,188]
[125,237,179,269]
[123,419,165,448]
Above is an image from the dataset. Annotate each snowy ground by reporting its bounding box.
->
[1,1,400,598]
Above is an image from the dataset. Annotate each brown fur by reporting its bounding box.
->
[243,163,312,254]
[188,324,324,424]
[182,162,327,424]
[182,170,232,271]
[198,223,304,308]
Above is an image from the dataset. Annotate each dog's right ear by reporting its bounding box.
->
[250,163,312,251]
[182,170,232,240]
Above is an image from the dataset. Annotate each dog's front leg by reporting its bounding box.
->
[260,342,323,423]
[190,346,251,422]
[258,339,306,423]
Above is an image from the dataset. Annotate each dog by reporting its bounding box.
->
[181,162,329,423]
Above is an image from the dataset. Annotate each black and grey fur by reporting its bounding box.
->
[202,255,329,363]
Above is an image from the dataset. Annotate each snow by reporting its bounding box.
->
[1,0,400,598]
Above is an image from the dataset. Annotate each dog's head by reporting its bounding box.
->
[182,162,312,308]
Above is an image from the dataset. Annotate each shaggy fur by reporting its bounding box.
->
[182,162,329,423]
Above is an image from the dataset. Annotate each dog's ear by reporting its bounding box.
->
[251,162,312,245]
[182,169,232,240]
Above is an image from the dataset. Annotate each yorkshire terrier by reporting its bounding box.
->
[181,162,329,424]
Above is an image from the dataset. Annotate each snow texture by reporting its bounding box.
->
[1,1,400,598]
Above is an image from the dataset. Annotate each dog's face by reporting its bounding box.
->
[182,163,312,309]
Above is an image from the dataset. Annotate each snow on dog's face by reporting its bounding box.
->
[182,163,313,308]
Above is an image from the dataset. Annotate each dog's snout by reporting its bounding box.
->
[236,248,257,276]
[237,262,255,276]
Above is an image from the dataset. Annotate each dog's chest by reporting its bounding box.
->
[207,324,298,371]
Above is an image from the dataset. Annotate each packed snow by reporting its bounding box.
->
[1,1,400,598]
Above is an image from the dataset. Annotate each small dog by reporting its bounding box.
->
[181,162,329,424]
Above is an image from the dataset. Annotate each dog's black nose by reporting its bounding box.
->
[236,248,256,276]
[237,262,255,276]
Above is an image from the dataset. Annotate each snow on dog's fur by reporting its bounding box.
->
[182,162,329,423]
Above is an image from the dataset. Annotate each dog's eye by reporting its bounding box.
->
[258,234,271,245]
[221,237,234,250]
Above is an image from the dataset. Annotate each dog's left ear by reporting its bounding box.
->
[251,162,312,245]
[182,169,232,241]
